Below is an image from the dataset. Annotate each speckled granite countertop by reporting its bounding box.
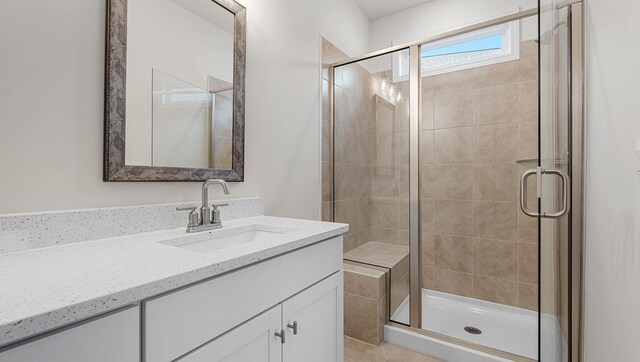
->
[0,216,348,347]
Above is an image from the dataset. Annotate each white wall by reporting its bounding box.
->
[583,0,640,360]
[0,0,369,218]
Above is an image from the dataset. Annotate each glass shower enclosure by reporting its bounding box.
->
[327,2,584,361]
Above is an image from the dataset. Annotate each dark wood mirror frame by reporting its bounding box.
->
[104,0,246,182]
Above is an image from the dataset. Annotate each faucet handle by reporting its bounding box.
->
[176,206,197,212]
[176,206,200,227]
[210,203,229,224]
[211,203,229,210]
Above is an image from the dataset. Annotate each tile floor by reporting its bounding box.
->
[344,336,443,362]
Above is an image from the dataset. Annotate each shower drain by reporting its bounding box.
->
[464,326,482,335]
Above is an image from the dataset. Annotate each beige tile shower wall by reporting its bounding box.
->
[369,71,411,249]
[321,38,347,223]
[321,39,374,253]
[321,40,539,310]
[420,40,540,311]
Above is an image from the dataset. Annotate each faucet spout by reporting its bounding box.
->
[201,179,230,225]
[202,179,230,202]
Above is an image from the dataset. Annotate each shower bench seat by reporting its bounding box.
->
[343,241,409,346]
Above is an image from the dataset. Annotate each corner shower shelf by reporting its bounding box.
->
[516,158,539,164]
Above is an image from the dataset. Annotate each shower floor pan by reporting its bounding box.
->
[392,289,537,359]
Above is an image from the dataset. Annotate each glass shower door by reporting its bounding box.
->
[417,16,540,359]
[331,49,414,328]
[536,1,583,361]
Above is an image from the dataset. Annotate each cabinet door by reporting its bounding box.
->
[283,272,343,362]
[177,305,282,362]
[0,306,139,362]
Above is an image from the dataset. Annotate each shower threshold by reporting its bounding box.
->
[391,289,537,359]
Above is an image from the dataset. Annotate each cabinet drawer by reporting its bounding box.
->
[0,306,140,362]
[144,237,342,362]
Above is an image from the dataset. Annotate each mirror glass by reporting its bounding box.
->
[124,0,235,169]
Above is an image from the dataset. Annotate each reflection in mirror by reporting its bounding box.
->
[124,0,235,169]
[210,81,234,170]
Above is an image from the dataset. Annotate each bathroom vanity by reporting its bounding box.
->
[0,212,347,362]
[0,0,349,358]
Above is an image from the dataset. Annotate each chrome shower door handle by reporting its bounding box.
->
[542,168,571,219]
[520,169,540,218]
[520,167,571,219]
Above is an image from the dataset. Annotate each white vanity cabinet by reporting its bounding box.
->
[0,236,343,362]
[177,273,342,362]
[0,306,140,362]
[144,236,343,362]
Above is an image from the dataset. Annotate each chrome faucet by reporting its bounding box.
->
[177,179,230,233]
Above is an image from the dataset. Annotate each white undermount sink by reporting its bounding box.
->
[161,224,297,253]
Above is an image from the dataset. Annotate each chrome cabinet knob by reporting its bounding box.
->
[287,321,298,335]
[274,329,286,344]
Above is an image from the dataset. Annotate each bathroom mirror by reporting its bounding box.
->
[104,0,246,181]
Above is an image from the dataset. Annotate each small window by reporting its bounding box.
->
[393,21,520,81]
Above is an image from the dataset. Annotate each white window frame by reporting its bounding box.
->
[392,9,521,82]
